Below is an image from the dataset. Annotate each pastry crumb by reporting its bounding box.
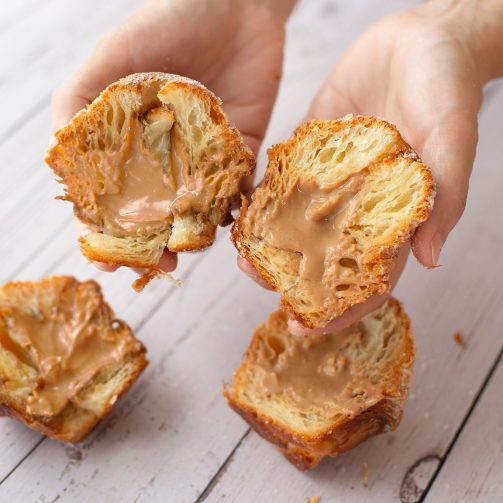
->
[132,268,182,292]
[307,496,320,503]
[453,331,465,348]
[360,463,369,488]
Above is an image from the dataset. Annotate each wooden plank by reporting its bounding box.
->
[193,79,503,502]
[0,0,145,141]
[424,355,503,503]
[0,0,48,38]
[0,109,71,284]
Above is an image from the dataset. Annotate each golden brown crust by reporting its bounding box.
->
[0,276,148,443]
[46,72,255,272]
[77,237,161,269]
[0,356,147,443]
[232,116,435,328]
[226,390,404,470]
[167,220,217,253]
[225,298,414,470]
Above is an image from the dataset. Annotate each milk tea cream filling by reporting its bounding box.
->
[46,74,256,275]
[246,172,366,303]
[96,106,216,237]
[252,310,384,417]
[0,281,143,416]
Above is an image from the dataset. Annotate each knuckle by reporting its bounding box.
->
[451,191,468,220]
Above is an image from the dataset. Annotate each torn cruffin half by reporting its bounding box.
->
[46,73,254,289]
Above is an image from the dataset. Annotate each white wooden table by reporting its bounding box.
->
[1,1,502,501]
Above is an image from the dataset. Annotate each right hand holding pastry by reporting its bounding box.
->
[239,0,503,335]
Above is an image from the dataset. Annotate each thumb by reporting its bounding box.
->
[51,90,90,132]
[307,69,355,120]
[412,113,478,267]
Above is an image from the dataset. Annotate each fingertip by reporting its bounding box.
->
[132,267,148,275]
[237,255,255,274]
[238,174,255,199]
[237,255,272,290]
[287,319,337,337]
[412,224,444,269]
[287,320,312,336]
[288,294,391,337]
[74,217,91,237]
[94,261,119,272]
[51,86,90,133]
[158,251,178,272]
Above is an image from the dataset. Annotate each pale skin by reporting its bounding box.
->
[52,0,503,335]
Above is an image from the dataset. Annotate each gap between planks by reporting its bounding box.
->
[196,429,251,503]
[418,344,503,502]
[0,437,45,485]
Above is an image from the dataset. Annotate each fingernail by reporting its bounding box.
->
[431,232,443,267]
[287,320,309,337]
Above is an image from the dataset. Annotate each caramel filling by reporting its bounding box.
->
[0,287,141,416]
[252,175,363,281]
[96,107,214,237]
[254,320,381,416]
[98,134,175,235]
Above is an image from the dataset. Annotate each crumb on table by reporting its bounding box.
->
[132,268,182,292]
[453,331,465,348]
[360,463,369,488]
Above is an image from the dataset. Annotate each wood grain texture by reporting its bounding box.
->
[0,0,501,501]
[0,0,145,142]
[0,0,145,482]
[425,355,503,503]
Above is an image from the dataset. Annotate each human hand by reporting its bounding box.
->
[53,0,296,272]
[241,0,503,335]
